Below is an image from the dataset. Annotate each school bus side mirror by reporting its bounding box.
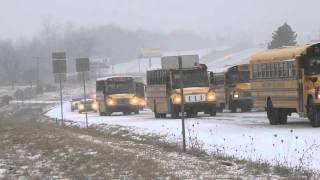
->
[209,72,214,84]
[309,77,318,83]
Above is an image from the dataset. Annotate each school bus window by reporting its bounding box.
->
[292,63,297,77]
[260,64,264,78]
[253,64,258,78]
[264,64,268,78]
[271,63,275,77]
[260,64,263,78]
[283,62,288,77]
[278,62,283,77]
[267,64,272,78]
[288,62,294,78]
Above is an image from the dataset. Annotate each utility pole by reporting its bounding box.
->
[83,72,88,128]
[178,56,186,152]
[59,74,64,124]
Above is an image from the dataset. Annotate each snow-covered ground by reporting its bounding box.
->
[206,47,265,72]
[46,103,320,172]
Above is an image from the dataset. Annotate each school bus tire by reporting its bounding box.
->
[230,101,236,113]
[267,99,280,125]
[210,109,216,116]
[170,101,179,119]
[279,109,288,125]
[123,111,131,115]
[154,113,161,118]
[307,96,313,120]
[154,113,166,118]
[186,111,197,118]
[160,113,167,118]
[171,109,179,119]
[103,110,112,116]
[310,105,320,127]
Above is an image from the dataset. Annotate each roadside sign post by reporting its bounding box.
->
[178,56,186,152]
[59,75,64,123]
[82,72,88,128]
[76,58,90,128]
[52,52,67,125]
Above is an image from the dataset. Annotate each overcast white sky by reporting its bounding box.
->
[1,0,320,42]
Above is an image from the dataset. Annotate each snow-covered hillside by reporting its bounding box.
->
[206,47,266,72]
[110,46,265,75]
[111,48,226,74]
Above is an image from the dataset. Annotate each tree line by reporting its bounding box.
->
[0,21,299,87]
[0,22,214,86]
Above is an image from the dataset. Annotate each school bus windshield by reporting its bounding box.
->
[304,57,320,76]
[172,70,209,89]
[226,70,249,85]
[106,81,134,94]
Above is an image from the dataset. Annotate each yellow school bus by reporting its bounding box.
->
[225,64,252,112]
[212,72,226,112]
[250,43,320,127]
[146,64,217,118]
[96,76,145,116]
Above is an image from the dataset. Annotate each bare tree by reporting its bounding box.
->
[0,40,20,88]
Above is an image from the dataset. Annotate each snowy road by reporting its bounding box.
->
[46,103,320,172]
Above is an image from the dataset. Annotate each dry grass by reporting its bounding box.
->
[0,104,318,179]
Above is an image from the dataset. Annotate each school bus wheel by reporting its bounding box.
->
[307,96,313,121]
[186,111,197,118]
[154,113,166,118]
[209,109,216,116]
[266,99,280,125]
[309,104,320,127]
[278,109,288,125]
[171,107,179,119]
[134,108,139,115]
[311,108,320,127]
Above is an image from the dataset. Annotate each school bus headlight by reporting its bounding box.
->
[140,99,146,106]
[207,92,216,101]
[317,88,320,99]
[92,102,99,110]
[172,95,181,104]
[78,104,85,110]
[233,92,240,99]
[130,97,139,105]
[107,99,116,106]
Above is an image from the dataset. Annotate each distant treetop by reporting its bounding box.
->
[268,23,297,49]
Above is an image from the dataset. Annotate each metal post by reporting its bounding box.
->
[178,56,186,152]
[36,57,40,92]
[149,57,152,68]
[138,58,141,73]
[83,72,88,128]
[59,74,64,124]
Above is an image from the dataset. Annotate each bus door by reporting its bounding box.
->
[297,59,305,115]
[96,80,107,112]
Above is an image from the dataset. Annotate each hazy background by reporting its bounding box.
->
[1,0,320,42]
[0,0,320,85]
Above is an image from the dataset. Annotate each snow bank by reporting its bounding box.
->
[46,103,320,171]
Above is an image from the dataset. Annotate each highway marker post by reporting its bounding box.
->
[178,56,186,152]
[52,52,67,125]
[76,58,90,128]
